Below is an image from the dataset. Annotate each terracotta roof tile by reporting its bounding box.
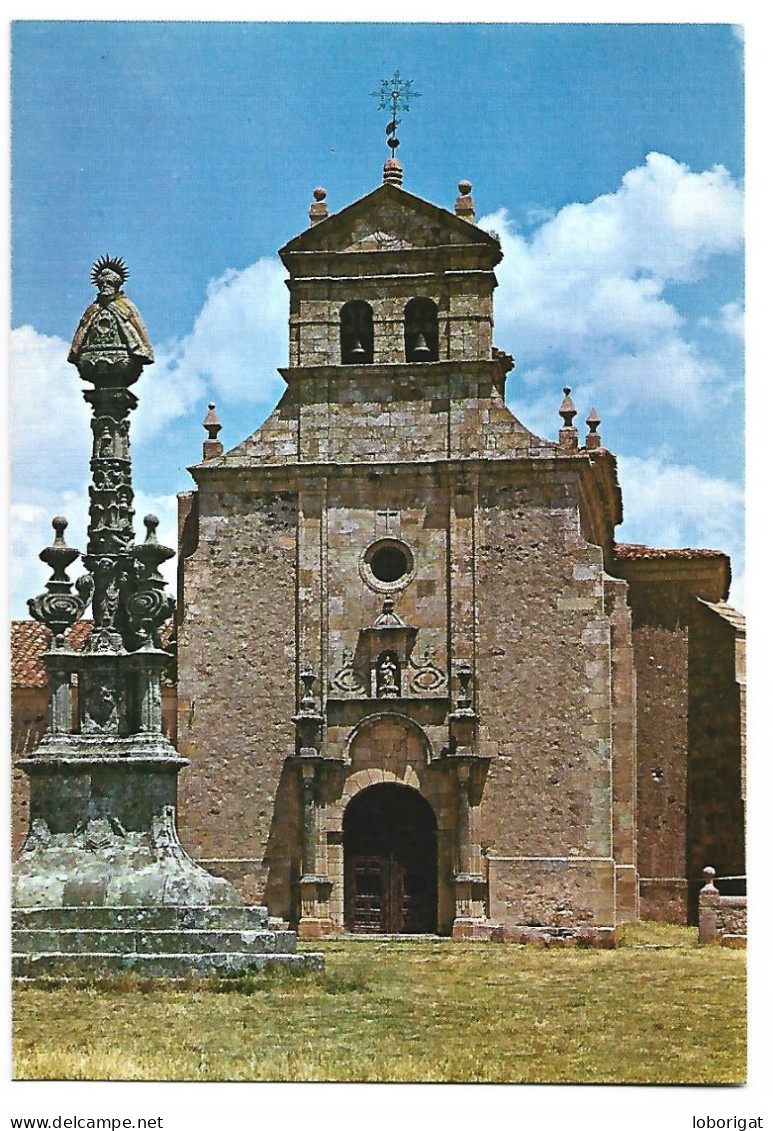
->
[10,620,175,689]
[615,543,728,561]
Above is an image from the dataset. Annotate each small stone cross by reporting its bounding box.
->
[377,507,399,531]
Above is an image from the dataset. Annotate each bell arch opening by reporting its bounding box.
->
[404,297,439,362]
[343,783,438,934]
[340,300,374,364]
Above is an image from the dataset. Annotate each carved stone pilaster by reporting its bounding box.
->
[297,758,334,938]
[43,651,77,735]
[448,663,490,934]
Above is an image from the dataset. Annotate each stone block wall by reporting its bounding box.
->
[699,874,747,946]
[630,621,690,921]
[688,604,745,904]
[176,485,301,914]
[475,466,620,929]
[612,554,739,924]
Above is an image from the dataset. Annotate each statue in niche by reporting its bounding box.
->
[82,682,120,734]
[96,423,113,458]
[376,652,400,699]
[116,420,130,458]
[90,500,106,530]
[69,256,154,368]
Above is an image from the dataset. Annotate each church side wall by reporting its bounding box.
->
[476,470,617,930]
[619,573,711,924]
[176,486,301,916]
[632,620,689,921]
[687,606,745,907]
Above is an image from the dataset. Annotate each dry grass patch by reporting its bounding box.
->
[13,925,745,1083]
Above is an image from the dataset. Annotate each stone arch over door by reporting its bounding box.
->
[343,782,438,934]
[324,716,456,934]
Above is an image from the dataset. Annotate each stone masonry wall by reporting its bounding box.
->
[616,564,736,925]
[476,466,617,928]
[632,622,689,921]
[688,605,745,901]
[177,486,301,914]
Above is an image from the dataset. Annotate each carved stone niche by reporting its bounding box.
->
[353,606,418,699]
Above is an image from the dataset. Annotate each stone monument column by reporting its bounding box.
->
[15,256,237,909]
[13,256,323,976]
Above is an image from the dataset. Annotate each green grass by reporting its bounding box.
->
[13,925,746,1083]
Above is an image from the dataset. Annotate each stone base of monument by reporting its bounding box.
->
[12,905,323,979]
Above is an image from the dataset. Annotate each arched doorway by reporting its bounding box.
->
[343,784,438,934]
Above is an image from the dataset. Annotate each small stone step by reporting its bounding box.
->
[13,928,298,956]
[12,950,324,979]
[12,905,270,932]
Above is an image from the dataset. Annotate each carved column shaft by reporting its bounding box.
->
[45,663,73,734]
[456,763,472,874]
[449,474,477,700]
[301,764,319,877]
[452,759,488,932]
[130,653,166,734]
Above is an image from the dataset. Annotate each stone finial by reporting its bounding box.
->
[299,663,317,712]
[374,595,405,628]
[585,407,602,450]
[202,403,223,460]
[27,516,88,642]
[558,387,579,451]
[383,157,404,187]
[309,187,329,226]
[455,180,475,222]
[40,517,80,583]
[456,659,474,710]
[701,865,719,894]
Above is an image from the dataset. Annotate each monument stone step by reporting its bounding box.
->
[12,950,324,979]
[13,928,298,956]
[12,905,270,932]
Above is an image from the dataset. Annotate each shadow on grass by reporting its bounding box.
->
[19,963,369,998]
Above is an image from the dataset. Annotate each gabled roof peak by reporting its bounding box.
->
[280,180,501,264]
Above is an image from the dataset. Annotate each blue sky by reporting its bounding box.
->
[10,21,745,614]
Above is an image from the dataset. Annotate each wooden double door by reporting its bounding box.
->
[343,784,438,934]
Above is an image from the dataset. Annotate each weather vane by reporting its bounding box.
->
[371,70,421,154]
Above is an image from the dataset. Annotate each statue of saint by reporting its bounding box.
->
[68,256,154,369]
[376,653,400,698]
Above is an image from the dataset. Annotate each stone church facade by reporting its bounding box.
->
[12,161,744,941]
[170,162,745,941]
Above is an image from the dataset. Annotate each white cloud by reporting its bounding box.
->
[701,300,745,340]
[617,453,744,607]
[482,152,744,417]
[131,257,288,445]
[10,325,92,495]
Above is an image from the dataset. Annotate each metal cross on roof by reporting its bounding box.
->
[371,70,421,153]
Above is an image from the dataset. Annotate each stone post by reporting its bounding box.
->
[698,865,721,943]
